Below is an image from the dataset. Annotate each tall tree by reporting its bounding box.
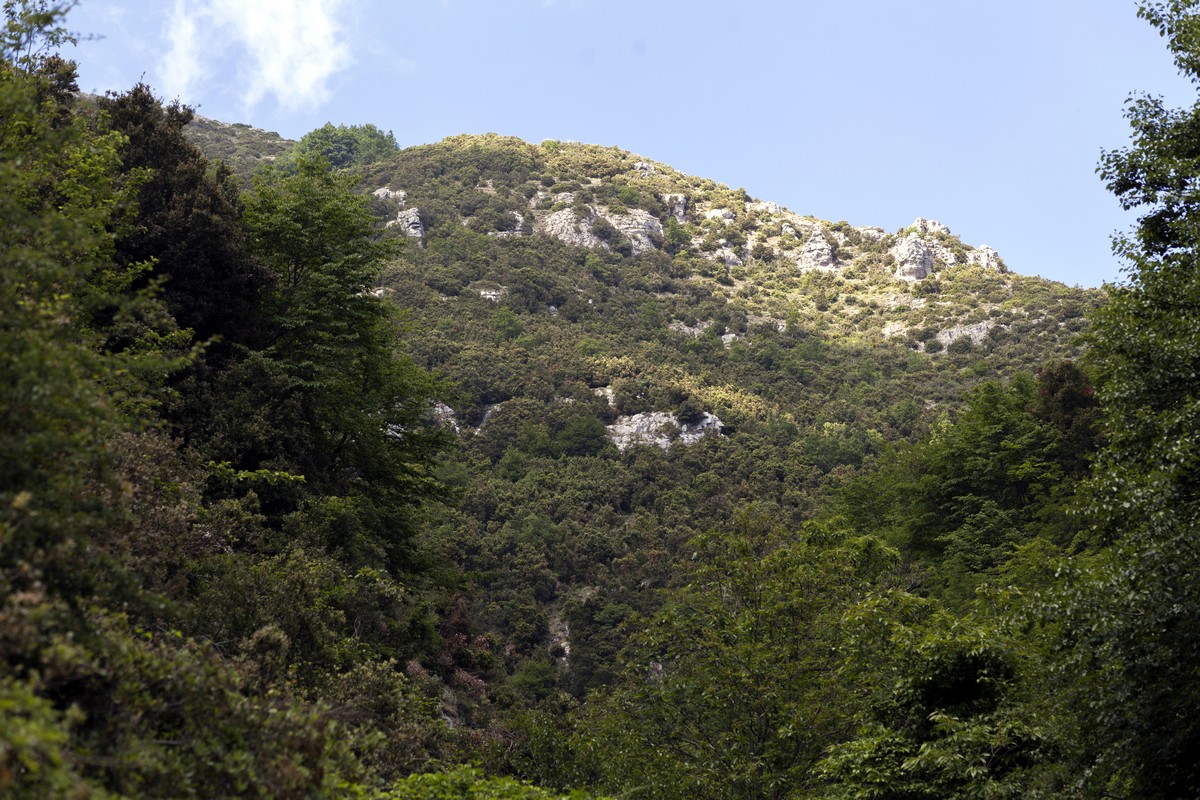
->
[1054,2,1200,796]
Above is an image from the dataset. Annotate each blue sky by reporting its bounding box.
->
[65,0,1194,287]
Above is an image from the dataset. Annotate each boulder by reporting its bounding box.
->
[662,193,687,222]
[607,208,663,255]
[606,411,723,451]
[936,320,999,348]
[537,207,606,249]
[911,217,950,235]
[373,186,407,203]
[704,208,736,222]
[967,244,1006,271]
[389,208,424,240]
[891,233,934,280]
[746,200,782,215]
[796,230,837,271]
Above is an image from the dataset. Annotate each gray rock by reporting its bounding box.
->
[662,193,687,222]
[796,230,837,271]
[389,208,424,240]
[912,217,950,235]
[936,320,998,347]
[857,226,886,241]
[373,186,407,203]
[537,207,606,249]
[606,411,723,451]
[479,288,504,303]
[606,208,663,256]
[891,233,934,280]
[746,200,782,215]
[967,244,1006,271]
[633,160,655,174]
[710,247,743,267]
[704,208,736,222]
[432,401,461,434]
[669,320,714,337]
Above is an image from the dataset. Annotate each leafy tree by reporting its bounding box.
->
[582,510,895,800]
[293,121,399,170]
[97,83,270,346]
[1049,2,1200,796]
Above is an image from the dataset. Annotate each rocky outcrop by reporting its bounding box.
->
[857,226,886,241]
[669,320,714,337]
[432,401,461,434]
[710,247,743,267]
[891,233,934,280]
[936,320,999,348]
[373,186,407,203]
[537,206,662,255]
[538,208,606,249]
[607,209,663,256]
[795,230,837,271]
[606,411,723,451]
[967,245,1005,271]
[389,208,424,240]
[704,208,735,222]
[911,217,950,235]
[746,200,782,215]
[633,160,655,174]
[479,288,504,302]
[662,193,687,222]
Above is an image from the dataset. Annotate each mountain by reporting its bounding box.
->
[178,126,1100,706]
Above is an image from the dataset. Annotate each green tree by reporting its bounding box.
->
[292,121,399,170]
[1049,2,1200,796]
[583,510,895,800]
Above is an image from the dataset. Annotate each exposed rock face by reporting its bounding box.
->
[538,208,606,249]
[746,200,782,215]
[662,193,687,222]
[373,186,407,203]
[606,411,723,451]
[389,208,424,240]
[538,206,662,254]
[796,231,837,271]
[891,233,934,280]
[928,240,960,267]
[912,217,950,235]
[936,320,998,347]
[711,247,743,267]
[432,401,461,434]
[479,288,504,302]
[592,385,616,407]
[633,160,655,174]
[669,320,714,337]
[857,226,886,241]
[967,245,1005,271]
[704,208,735,222]
[720,332,739,348]
[607,208,663,256]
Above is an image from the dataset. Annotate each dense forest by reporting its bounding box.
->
[4,0,1200,797]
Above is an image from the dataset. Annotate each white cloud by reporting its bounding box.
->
[158,0,353,112]
[160,0,208,101]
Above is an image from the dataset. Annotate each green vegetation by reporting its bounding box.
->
[5,0,1200,797]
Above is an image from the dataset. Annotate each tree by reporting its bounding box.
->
[202,154,446,567]
[582,509,895,800]
[1051,2,1200,796]
[292,122,399,170]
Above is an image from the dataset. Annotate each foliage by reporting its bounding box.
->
[579,510,896,800]
[293,122,398,171]
[1046,2,1200,796]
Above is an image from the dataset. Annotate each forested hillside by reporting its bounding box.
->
[5,1,1200,798]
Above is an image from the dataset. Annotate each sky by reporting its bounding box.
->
[64,0,1197,288]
